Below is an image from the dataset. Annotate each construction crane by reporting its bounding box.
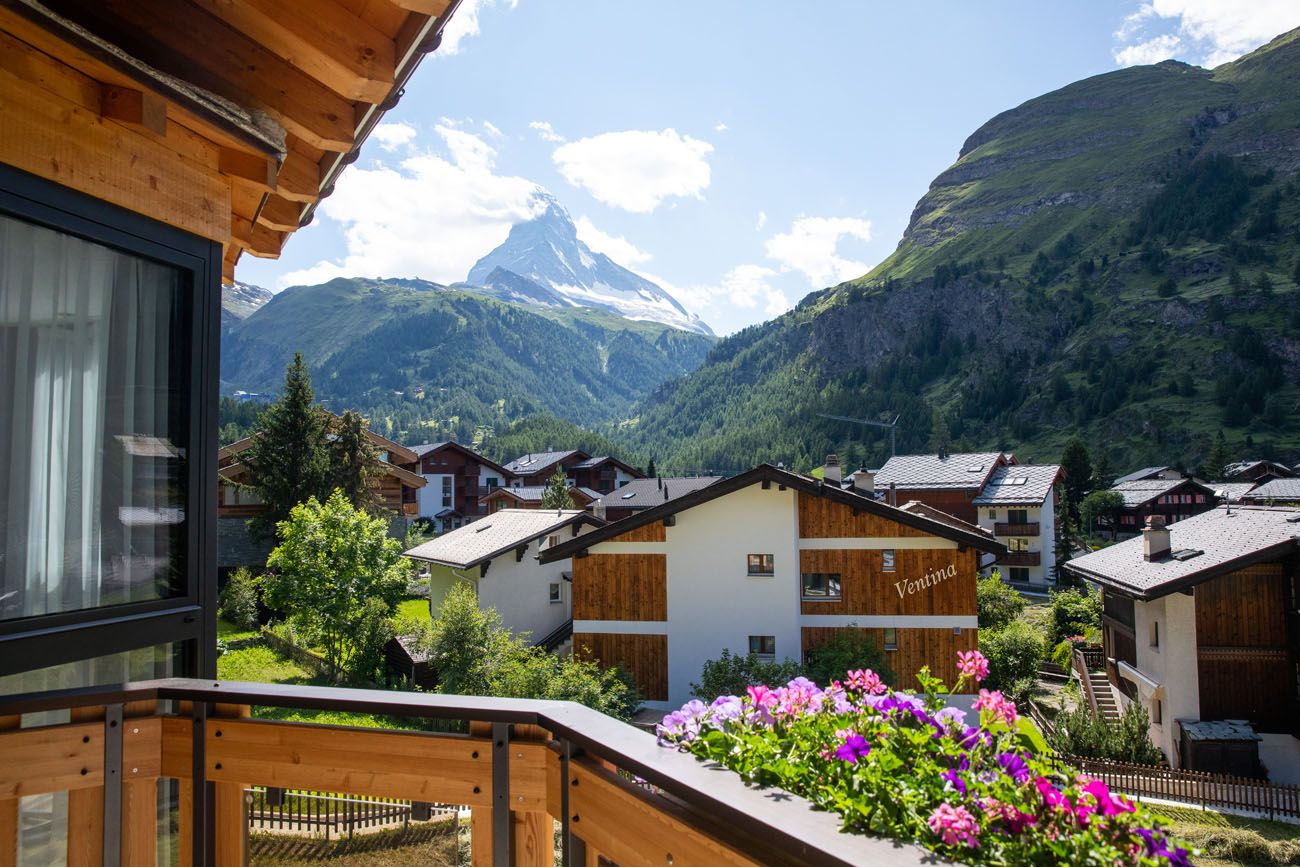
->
[816,413,901,459]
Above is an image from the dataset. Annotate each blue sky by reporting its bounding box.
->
[237,0,1300,335]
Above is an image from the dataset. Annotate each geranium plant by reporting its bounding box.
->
[657,650,1192,865]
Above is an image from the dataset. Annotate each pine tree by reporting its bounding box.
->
[330,409,380,512]
[646,456,658,479]
[540,466,575,510]
[242,353,331,539]
[1059,438,1093,523]
[1204,430,1230,481]
[1255,272,1274,295]
[1293,257,1300,288]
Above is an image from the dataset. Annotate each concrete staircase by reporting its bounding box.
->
[1087,669,1121,723]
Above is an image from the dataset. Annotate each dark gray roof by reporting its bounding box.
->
[1112,466,1171,484]
[1223,459,1294,480]
[403,509,598,568]
[1109,478,1211,508]
[1242,478,1300,503]
[1064,505,1300,598]
[591,477,722,510]
[408,441,512,475]
[972,464,1061,506]
[503,449,584,475]
[874,452,1006,491]
[1213,482,1259,503]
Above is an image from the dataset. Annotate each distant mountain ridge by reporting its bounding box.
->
[464,194,713,335]
[221,281,272,329]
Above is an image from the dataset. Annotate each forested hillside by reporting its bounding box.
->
[221,277,713,445]
[623,29,1300,474]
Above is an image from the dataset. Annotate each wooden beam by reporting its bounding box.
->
[388,0,452,14]
[256,194,303,232]
[276,147,322,202]
[218,147,277,190]
[67,707,104,867]
[231,214,285,259]
[0,722,104,797]
[189,0,395,103]
[100,84,167,134]
[0,717,16,867]
[49,0,357,152]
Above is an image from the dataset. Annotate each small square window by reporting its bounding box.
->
[801,572,842,601]
[1008,537,1030,552]
[548,583,562,604]
[1150,620,1159,648]
[1152,699,1162,725]
[883,627,898,651]
[881,549,896,572]
[747,553,774,576]
[987,509,998,520]
[749,635,776,659]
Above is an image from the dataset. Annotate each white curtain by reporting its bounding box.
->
[0,213,180,622]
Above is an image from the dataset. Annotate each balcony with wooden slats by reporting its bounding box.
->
[994,522,1040,537]
[999,551,1042,567]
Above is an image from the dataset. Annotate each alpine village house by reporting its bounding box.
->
[0,3,923,865]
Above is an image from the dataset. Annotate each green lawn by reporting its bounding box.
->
[1153,805,1300,867]
[217,643,390,728]
[216,616,260,642]
[396,597,431,625]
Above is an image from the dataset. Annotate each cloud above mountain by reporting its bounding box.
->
[552,128,714,213]
[764,216,874,286]
[1113,1,1300,67]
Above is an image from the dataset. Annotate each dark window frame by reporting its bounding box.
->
[0,164,221,680]
[746,553,775,576]
[748,635,776,658]
[800,572,842,601]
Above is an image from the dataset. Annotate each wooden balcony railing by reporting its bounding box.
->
[994,522,1040,537]
[0,678,934,866]
[999,551,1041,567]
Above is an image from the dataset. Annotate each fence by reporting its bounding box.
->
[247,786,462,839]
[1050,756,1300,821]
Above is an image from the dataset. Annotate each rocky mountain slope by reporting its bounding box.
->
[220,276,714,444]
[220,281,272,329]
[624,29,1300,474]
[464,194,713,335]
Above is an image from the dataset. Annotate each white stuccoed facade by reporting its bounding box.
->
[977,493,1057,586]
[1119,593,1200,762]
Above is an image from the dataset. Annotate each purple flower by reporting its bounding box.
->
[656,699,708,744]
[995,752,1030,784]
[940,767,968,796]
[934,706,968,730]
[709,695,743,722]
[833,732,872,764]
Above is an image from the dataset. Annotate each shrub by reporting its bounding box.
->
[1047,587,1101,648]
[977,569,1026,631]
[1048,698,1164,765]
[980,621,1045,695]
[218,567,261,632]
[691,649,803,700]
[804,629,894,689]
[659,652,1192,864]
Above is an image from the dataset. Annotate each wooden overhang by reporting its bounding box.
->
[539,463,1009,565]
[0,0,460,282]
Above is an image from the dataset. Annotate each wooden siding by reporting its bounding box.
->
[572,554,667,621]
[610,522,666,543]
[887,489,979,526]
[801,627,976,689]
[1195,562,1295,729]
[573,633,668,701]
[797,493,933,539]
[799,548,978,616]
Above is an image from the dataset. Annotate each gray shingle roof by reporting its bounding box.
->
[488,486,601,503]
[1108,478,1205,508]
[1064,505,1300,598]
[1112,466,1170,485]
[1223,459,1294,480]
[873,452,1006,490]
[503,450,582,475]
[972,464,1062,505]
[1243,478,1300,502]
[1212,482,1259,503]
[591,477,722,510]
[403,509,591,568]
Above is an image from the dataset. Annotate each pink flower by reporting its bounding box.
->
[956,650,989,682]
[1034,777,1068,810]
[846,668,887,695]
[979,798,1037,835]
[927,803,981,848]
[973,689,1019,726]
[1081,779,1135,817]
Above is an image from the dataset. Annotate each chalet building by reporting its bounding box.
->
[539,464,1005,710]
[873,451,1014,525]
[1242,478,1300,505]
[1107,477,1218,536]
[871,452,1062,586]
[404,509,603,646]
[1113,466,1185,484]
[588,476,723,522]
[503,449,643,490]
[1065,509,1300,783]
[1223,460,1295,484]
[481,485,602,513]
[973,464,1063,587]
[408,440,513,530]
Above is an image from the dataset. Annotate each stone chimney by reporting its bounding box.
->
[592,499,606,520]
[1142,515,1171,561]
[823,454,841,485]
[852,468,875,495]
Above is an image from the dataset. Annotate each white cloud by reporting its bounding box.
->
[573,216,652,266]
[372,122,416,151]
[755,210,767,231]
[665,265,791,331]
[279,123,544,288]
[713,121,729,132]
[482,120,504,139]
[438,0,518,56]
[764,216,873,286]
[1113,1,1300,67]
[529,120,566,143]
[552,128,714,214]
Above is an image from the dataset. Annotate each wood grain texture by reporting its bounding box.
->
[801,626,977,689]
[610,522,666,543]
[67,707,105,867]
[797,492,936,538]
[0,717,15,867]
[573,633,668,701]
[798,548,978,616]
[121,779,157,866]
[0,722,104,797]
[572,554,667,621]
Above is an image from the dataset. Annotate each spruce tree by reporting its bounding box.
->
[242,352,331,539]
[330,409,380,512]
[540,466,575,510]
[1204,430,1230,482]
[1059,438,1093,523]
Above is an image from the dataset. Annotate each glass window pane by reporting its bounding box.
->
[0,214,189,622]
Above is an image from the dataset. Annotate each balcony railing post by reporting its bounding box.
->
[558,740,573,867]
[491,722,511,867]
[192,701,213,867]
[101,703,124,867]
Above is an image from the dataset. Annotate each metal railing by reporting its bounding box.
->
[0,678,936,867]
[247,786,460,839]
